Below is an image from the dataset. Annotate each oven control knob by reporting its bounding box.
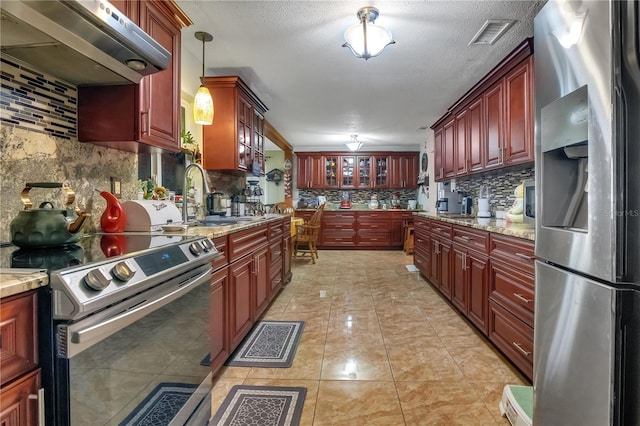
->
[112,262,135,282]
[189,242,203,256]
[201,239,215,252]
[84,269,111,291]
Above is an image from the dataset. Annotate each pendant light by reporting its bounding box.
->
[343,7,395,60]
[193,31,214,125]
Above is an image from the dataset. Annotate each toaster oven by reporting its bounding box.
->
[523,180,535,225]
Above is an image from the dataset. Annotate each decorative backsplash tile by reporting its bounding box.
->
[453,165,534,214]
[298,189,419,209]
[0,55,77,139]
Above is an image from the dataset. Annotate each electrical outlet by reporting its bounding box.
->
[110,177,122,198]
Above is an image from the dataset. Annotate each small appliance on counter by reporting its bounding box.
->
[391,192,401,209]
[340,191,351,209]
[436,183,463,214]
[461,197,473,215]
[122,200,182,231]
[206,192,227,216]
[368,194,379,209]
[477,185,491,218]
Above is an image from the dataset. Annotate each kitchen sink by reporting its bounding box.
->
[198,218,239,226]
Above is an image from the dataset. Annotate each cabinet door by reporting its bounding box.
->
[443,118,456,179]
[253,245,270,319]
[340,156,356,188]
[430,238,440,285]
[296,155,310,189]
[504,58,534,165]
[467,98,484,173]
[455,110,468,176]
[467,252,489,334]
[484,81,504,169]
[0,291,37,386]
[237,96,253,172]
[229,255,254,348]
[322,155,339,188]
[253,110,265,175]
[439,240,453,300]
[433,128,444,181]
[404,153,418,189]
[388,155,402,188]
[0,368,41,426]
[451,246,467,313]
[209,267,229,373]
[283,234,292,284]
[357,155,373,188]
[138,0,181,150]
[374,155,389,188]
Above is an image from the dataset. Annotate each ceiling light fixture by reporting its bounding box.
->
[346,135,363,151]
[342,6,395,60]
[193,31,214,125]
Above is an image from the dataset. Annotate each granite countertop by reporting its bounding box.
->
[296,207,422,212]
[417,212,535,241]
[0,268,49,298]
[165,214,288,239]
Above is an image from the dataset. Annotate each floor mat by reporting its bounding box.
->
[210,385,307,426]
[225,320,305,368]
[118,382,197,426]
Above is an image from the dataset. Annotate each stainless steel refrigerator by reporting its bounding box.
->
[533,1,640,425]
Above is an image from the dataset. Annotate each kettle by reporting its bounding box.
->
[10,182,90,248]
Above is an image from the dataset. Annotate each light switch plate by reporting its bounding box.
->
[110,177,122,198]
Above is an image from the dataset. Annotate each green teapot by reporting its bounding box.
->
[10,183,90,248]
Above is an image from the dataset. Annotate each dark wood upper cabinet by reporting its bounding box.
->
[431,38,533,181]
[201,76,268,173]
[78,0,190,153]
[297,152,417,190]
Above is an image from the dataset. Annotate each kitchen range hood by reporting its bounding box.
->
[0,0,170,86]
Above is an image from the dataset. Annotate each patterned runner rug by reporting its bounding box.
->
[225,320,305,368]
[118,382,197,426]
[210,385,306,426]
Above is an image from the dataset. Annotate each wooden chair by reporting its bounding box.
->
[292,203,325,263]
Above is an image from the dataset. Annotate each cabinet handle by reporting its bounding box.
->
[416,258,422,264]
[140,110,149,135]
[513,293,532,304]
[515,252,535,262]
[417,238,423,244]
[433,227,442,232]
[459,235,471,241]
[28,388,45,426]
[512,341,531,357]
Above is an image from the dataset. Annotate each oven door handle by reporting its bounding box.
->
[71,268,212,347]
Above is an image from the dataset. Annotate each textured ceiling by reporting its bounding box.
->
[176,1,546,152]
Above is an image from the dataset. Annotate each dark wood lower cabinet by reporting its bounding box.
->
[0,368,41,426]
[253,244,270,319]
[209,267,229,374]
[413,216,534,380]
[228,255,254,349]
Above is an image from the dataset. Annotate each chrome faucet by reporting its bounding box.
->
[182,162,211,224]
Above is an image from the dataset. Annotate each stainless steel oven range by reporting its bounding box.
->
[3,233,220,425]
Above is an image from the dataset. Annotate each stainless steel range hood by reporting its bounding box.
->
[0,0,170,86]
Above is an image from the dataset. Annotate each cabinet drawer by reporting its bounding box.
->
[269,240,283,270]
[392,211,415,221]
[429,221,452,239]
[358,221,390,231]
[358,211,388,220]
[413,246,430,275]
[323,222,356,231]
[414,232,430,253]
[228,225,269,262]
[357,232,391,246]
[0,368,41,424]
[211,236,228,272]
[489,259,534,327]
[489,300,533,380]
[0,291,38,386]
[452,225,489,254]
[490,234,535,275]
[269,222,284,239]
[323,233,356,246]
[414,216,430,232]
[325,212,357,220]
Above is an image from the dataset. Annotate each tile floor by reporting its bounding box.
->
[210,250,528,425]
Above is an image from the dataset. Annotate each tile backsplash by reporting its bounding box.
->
[453,165,534,215]
[298,189,419,209]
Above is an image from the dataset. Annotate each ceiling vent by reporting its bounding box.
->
[469,19,516,45]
